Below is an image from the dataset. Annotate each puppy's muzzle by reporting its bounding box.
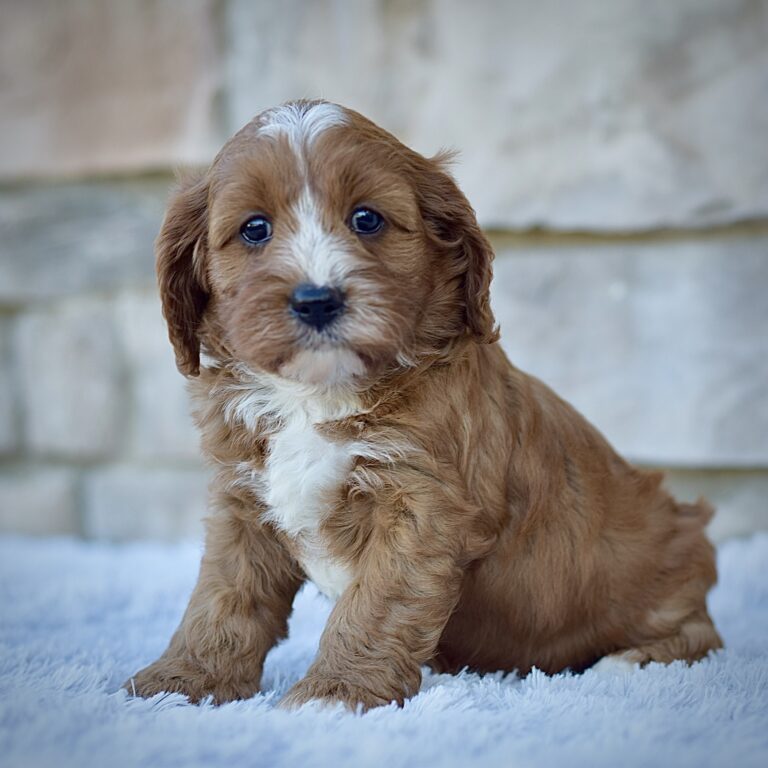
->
[289,283,345,331]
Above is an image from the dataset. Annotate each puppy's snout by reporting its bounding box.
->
[289,284,345,331]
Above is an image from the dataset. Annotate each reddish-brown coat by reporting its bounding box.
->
[127,101,721,711]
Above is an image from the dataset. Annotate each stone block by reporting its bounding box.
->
[0,466,79,536]
[0,178,168,306]
[114,289,202,462]
[83,466,209,541]
[226,0,768,230]
[0,318,18,455]
[661,469,768,543]
[490,233,768,467]
[15,299,123,459]
[0,0,219,179]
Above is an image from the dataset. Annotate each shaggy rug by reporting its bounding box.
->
[0,533,766,768]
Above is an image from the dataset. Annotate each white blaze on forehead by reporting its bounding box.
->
[259,103,353,287]
[258,101,347,149]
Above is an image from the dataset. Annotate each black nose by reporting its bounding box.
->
[289,284,345,330]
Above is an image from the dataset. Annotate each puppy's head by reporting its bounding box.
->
[157,100,497,386]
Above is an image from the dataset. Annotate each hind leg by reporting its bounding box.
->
[595,611,722,674]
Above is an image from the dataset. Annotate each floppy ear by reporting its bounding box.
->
[415,154,499,344]
[155,174,210,376]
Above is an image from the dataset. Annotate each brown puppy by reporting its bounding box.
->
[126,100,722,710]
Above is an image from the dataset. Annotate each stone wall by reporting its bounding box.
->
[1,0,766,542]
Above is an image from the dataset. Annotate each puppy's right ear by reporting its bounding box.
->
[156,174,210,377]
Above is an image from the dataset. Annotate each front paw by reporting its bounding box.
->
[280,673,400,712]
[124,656,258,705]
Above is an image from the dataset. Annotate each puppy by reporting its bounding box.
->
[126,100,722,710]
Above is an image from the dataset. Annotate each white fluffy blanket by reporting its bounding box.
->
[1,533,767,768]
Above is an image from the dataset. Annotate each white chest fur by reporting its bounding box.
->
[225,373,357,600]
[262,407,353,599]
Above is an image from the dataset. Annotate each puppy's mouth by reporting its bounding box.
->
[293,320,347,351]
[228,278,400,387]
[278,346,366,387]
[282,283,369,385]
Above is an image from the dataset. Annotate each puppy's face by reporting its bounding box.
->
[157,101,496,386]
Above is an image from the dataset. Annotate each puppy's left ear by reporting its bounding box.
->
[416,154,499,344]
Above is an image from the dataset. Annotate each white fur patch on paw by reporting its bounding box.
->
[591,654,638,677]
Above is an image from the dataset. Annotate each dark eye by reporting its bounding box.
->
[240,216,273,245]
[349,207,384,235]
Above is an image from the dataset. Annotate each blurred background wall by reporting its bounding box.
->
[0,0,766,542]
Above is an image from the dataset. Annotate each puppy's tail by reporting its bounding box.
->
[663,495,718,590]
[677,497,715,527]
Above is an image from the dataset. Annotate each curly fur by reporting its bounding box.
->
[126,100,722,711]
